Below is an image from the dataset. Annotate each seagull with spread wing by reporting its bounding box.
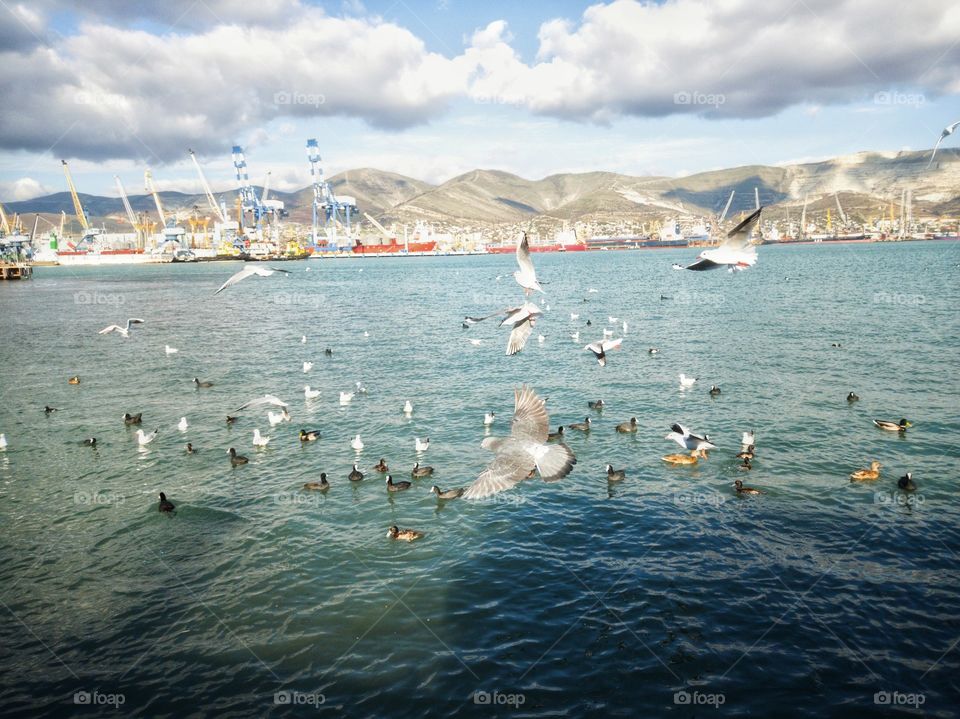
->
[514,232,544,295]
[234,394,289,412]
[584,337,623,366]
[462,385,576,499]
[214,265,291,295]
[500,302,543,355]
[98,318,145,338]
[927,119,960,168]
[683,207,762,271]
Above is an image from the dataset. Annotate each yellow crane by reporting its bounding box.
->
[0,199,11,235]
[144,169,166,227]
[61,160,89,231]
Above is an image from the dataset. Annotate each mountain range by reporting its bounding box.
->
[4,149,957,234]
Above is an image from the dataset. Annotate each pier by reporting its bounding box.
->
[0,261,32,280]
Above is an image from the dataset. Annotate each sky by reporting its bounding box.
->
[0,0,958,201]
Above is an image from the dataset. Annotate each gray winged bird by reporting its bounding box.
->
[214,265,291,295]
[514,233,544,295]
[98,318,145,337]
[500,302,542,355]
[927,119,960,168]
[684,207,762,271]
[462,385,576,499]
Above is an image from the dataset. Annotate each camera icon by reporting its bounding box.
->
[274,691,291,705]
[873,91,891,105]
[273,91,291,105]
[74,691,91,705]
[474,690,491,704]
[874,691,890,704]
[674,691,691,704]
[673,91,691,105]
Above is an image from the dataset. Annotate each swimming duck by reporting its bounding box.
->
[547,426,565,441]
[431,485,464,500]
[412,462,434,478]
[738,457,753,471]
[226,415,237,425]
[303,473,330,491]
[616,417,638,433]
[568,417,592,431]
[846,392,859,402]
[299,429,321,442]
[68,376,81,384]
[709,385,721,396]
[849,461,881,481]
[648,348,660,354]
[588,400,605,410]
[586,319,592,326]
[324,348,333,356]
[373,458,389,473]
[386,475,412,492]
[193,378,214,388]
[44,406,58,414]
[348,464,364,482]
[897,472,917,491]
[228,447,249,466]
[873,418,911,432]
[734,479,763,495]
[82,437,97,447]
[158,492,175,513]
[662,452,699,465]
[185,443,195,454]
[606,464,626,481]
[736,445,755,460]
[123,412,142,425]
[387,525,423,542]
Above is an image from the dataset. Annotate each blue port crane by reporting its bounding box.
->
[306,138,357,250]
[232,145,269,235]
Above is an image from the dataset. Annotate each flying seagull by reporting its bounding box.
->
[928,119,960,168]
[500,302,543,356]
[683,207,762,271]
[214,265,290,295]
[584,337,623,366]
[98,318,145,338]
[463,385,576,499]
[234,394,289,412]
[514,232,544,295]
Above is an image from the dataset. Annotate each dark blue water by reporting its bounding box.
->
[0,240,958,717]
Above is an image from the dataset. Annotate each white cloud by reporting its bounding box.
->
[0,177,52,201]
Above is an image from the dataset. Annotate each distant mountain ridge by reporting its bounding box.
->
[4,149,957,230]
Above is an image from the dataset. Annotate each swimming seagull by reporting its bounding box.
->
[98,318,145,338]
[538,334,545,343]
[302,361,313,373]
[0,433,6,450]
[665,423,716,458]
[304,385,320,399]
[355,381,367,394]
[415,437,430,452]
[683,207,762,271]
[514,232,544,295]
[468,338,482,346]
[500,302,543,356]
[351,434,364,451]
[679,374,697,388]
[177,417,188,432]
[235,394,289,412]
[584,337,623,366]
[339,392,354,406]
[403,400,413,415]
[165,345,178,355]
[268,409,290,426]
[136,428,159,446]
[484,412,495,426]
[253,429,270,447]
[301,335,307,344]
[927,119,960,168]
[214,265,291,295]
[463,385,577,499]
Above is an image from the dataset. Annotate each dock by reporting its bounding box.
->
[0,262,32,280]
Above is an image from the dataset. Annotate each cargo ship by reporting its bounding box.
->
[352,238,437,254]
[485,228,588,253]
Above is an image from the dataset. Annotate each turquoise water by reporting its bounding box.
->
[1,241,958,717]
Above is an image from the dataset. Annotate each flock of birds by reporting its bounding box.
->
[0,214,922,541]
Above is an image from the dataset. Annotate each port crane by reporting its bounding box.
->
[114,176,146,248]
[306,138,357,249]
[189,148,241,250]
[145,169,186,251]
[232,144,270,236]
[61,159,101,248]
[0,200,11,236]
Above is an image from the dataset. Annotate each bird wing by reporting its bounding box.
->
[506,318,534,355]
[684,257,722,271]
[462,449,534,499]
[584,341,603,356]
[516,233,536,277]
[535,442,577,482]
[257,266,292,277]
[511,385,549,443]
[125,318,145,329]
[671,423,691,436]
[214,266,257,295]
[235,394,289,411]
[601,337,623,352]
[98,325,122,334]
[722,207,762,252]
